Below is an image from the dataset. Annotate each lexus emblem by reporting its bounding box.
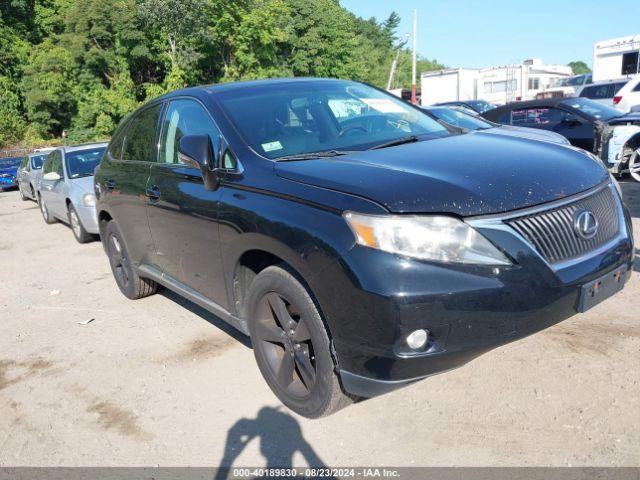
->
[574,210,598,240]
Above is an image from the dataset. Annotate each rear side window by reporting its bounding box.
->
[511,107,571,126]
[122,104,162,163]
[107,126,126,162]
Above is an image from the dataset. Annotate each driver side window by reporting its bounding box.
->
[159,99,221,166]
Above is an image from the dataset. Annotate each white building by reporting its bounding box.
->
[593,34,640,82]
[421,59,572,106]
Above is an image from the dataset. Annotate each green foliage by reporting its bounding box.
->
[568,61,592,75]
[0,0,425,149]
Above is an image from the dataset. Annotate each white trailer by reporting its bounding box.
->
[420,69,478,105]
[593,35,640,82]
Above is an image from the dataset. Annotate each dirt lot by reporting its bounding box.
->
[0,181,639,468]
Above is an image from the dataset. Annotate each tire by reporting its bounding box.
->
[68,203,92,244]
[104,220,157,299]
[19,184,28,201]
[38,194,57,224]
[246,265,353,418]
[630,148,640,183]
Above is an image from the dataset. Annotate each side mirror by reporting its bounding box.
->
[43,172,61,181]
[178,134,219,191]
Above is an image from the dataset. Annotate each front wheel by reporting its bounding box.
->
[104,220,157,299]
[19,184,28,201]
[39,195,56,224]
[68,204,92,243]
[630,148,640,183]
[246,265,353,418]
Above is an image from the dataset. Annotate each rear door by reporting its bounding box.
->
[146,97,227,306]
[96,103,162,267]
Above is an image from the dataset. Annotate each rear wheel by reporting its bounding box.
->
[246,265,353,418]
[104,220,157,299]
[68,204,92,244]
[630,148,640,183]
[39,195,56,224]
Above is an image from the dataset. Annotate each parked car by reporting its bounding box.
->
[0,156,22,191]
[483,97,640,180]
[38,143,107,243]
[423,105,570,145]
[17,149,53,201]
[611,75,640,113]
[433,99,496,114]
[95,79,633,418]
[577,79,627,107]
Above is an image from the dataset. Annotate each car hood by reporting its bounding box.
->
[478,125,568,144]
[0,167,18,176]
[607,112,640,125]
[68,175,94,193]
[275,134,608,216]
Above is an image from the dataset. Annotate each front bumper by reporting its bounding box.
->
[0,177,17,190]
[311,185,634,398]
[75,203,100,235]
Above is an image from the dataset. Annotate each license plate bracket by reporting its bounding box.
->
[577,265,628,313]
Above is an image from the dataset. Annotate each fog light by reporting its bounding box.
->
[406,329,429,350]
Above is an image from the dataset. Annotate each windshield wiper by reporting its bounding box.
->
[275,150,355,162]
[368,135,419,150]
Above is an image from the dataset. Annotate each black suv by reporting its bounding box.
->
[95,79,634,418]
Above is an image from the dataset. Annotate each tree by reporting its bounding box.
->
[568,61,591,75]
[138,0,208,70]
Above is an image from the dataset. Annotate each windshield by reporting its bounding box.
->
[65,147,105,178]
[217,80,450,159]
[30,154,47,170]
[559,97,622,121]
[428,107,494,130]
[0,157,22,169]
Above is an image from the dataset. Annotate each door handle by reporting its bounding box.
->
[146,185,161,201]
[105,179,116,191]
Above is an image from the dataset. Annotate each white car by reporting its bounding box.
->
[612,75,640,113]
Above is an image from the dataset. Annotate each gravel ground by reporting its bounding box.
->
[0,181,639,468]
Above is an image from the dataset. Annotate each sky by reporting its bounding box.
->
[340,0,640,69]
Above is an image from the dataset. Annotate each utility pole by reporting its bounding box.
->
[411,8,418,104]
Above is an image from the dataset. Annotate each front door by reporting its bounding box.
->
[40,150,66,218]
[146,98,227,307]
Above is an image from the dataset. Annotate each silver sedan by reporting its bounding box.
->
[17,149,54,201]
[38,143,107,243]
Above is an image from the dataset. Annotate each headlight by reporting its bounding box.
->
[82,193,96,207]
[343,212,511,265]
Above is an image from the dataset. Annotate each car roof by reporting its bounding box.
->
[59,142,108,153]
[156,77,350,100]
[584,78,630,86]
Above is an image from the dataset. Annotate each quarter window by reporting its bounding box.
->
[122,104,162,163]
[159,99,221,166]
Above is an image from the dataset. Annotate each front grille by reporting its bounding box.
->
[507,186,619,264]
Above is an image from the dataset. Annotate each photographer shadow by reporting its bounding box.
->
[214,406,333,480]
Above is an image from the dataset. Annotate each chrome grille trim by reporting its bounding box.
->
[506,186,619,264]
